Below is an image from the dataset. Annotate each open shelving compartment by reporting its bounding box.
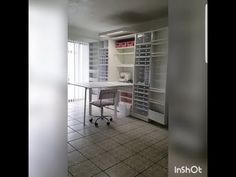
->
[113,36,135,83]
[89,42,99,82]
[89,42,100,96]
[148,27,168,125]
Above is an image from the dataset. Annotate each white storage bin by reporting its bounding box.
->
[119,102,131,116]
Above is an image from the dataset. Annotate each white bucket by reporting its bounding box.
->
[119,102,131,116]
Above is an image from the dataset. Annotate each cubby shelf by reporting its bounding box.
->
[116,46,134,50]
[114,52,134,55]
[116,64,134,68]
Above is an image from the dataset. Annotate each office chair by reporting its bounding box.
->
[89,89,117,126]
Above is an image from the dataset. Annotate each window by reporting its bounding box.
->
[68,41,89,102]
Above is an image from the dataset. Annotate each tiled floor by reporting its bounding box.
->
[68,101,168,177]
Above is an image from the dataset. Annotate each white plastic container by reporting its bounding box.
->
[119,102,131,116]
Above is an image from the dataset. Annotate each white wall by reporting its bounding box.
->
[29,1,67,177]
[68,25,99,42]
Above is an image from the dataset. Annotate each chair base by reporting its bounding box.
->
[89,115,113,126]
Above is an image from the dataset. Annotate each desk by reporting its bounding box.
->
[68,82,133,125]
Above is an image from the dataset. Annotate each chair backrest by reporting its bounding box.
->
[99,89,117,100]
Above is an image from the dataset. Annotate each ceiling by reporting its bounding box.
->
[68,0,168,34]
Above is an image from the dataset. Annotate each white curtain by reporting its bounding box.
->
[68,41,89,102]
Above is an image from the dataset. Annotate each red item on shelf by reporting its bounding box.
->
[127,41,134,46]
[121,42,127,47]
[115,42,122,48]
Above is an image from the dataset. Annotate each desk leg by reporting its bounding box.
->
[89,88,92,116]
[114,93,118,119]
[83,88,87,126]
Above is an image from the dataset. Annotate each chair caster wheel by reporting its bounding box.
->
[89,119,93,122]
[95,122,98,126]
[110,118,113,121]
[107,122,110,125]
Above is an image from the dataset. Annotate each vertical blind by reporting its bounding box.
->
[68,41,89,102]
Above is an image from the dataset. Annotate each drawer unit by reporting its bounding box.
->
[133,84,149,117]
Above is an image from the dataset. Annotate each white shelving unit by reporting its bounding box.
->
[132,32,152,121]
[148,27,168,125]
[106,35,135,114]
[89,27,168,125]
[89,42,99,82]
[99,40,109,81]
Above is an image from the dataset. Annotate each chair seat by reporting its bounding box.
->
[90,100,114,107]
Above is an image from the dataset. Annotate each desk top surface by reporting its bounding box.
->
[68,81,133,88]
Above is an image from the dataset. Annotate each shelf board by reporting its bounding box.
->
[152,52,167,55]
[99,48,108,50]
[153,27,168,32]
[149,99,165,106]
[135,64,150,67]
[118,90,133,93]
[136,42,152,45]
[134,90,148,95]
[134,106,148,112]
[135,56,151,59]
[134,83,149,87]
[133,98,148,103]
[116,46,134,49]
[111,34,135,40]
[134,102,148,108]
[114,52,134,55]
[149,88,165,93]
[152,39,168,44]
[120,96,132,100]
[89,70,98,73]
[117,64,134,68]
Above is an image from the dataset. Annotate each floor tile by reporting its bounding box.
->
[68,172,73,177]
[77,127,100,136]
[92,172,110,177]
[68,119,80,126]
[97,139,121,151]
[100,128,122,138]
[79,144,105,159]
[123,154,154,173]
[68,127,76,134]
[69,138,94,150]
[68,143,76,153]
[138,147,167,163]
[70,123,91,131]
[68,132,83,142]
[105,162,138,177]
[85,133,109,143]
[68,101,168,177]
[136,134,158,147]
[69,160,101,177]
[68,151,87,166]
[141,163,167,177]
[135,173,146,177]
[123,139,148,153]
[111,133,133,145]
[90,151,120,170]
[157,155,168,169]
[109,146,135,161]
